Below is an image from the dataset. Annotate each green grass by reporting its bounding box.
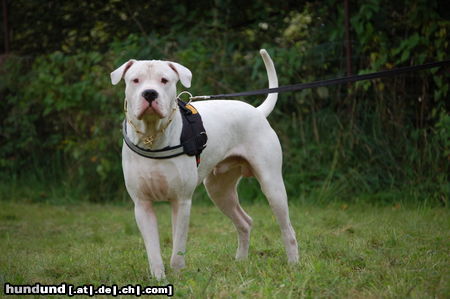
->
[0,200,449,298]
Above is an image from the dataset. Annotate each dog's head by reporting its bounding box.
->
[111,59,192,120]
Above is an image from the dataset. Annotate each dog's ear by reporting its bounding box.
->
[110,59,136,85]
[168,62,192,88]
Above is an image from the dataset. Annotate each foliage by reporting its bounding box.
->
[0,0,449,202]
[0,51,125,200]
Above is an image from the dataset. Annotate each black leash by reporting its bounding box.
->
[191,59,450,100]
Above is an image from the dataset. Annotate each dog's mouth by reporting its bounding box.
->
[136,101,164,119]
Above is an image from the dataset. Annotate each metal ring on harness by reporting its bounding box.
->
[177,91,194,105]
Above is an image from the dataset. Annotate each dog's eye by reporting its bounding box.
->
[133,78,139,83]
[161,78,168,84]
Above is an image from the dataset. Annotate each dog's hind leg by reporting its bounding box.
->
[204,166,253,260]
[249,139,299,264]
[257,172,299,263]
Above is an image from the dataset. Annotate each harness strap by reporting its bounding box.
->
[122,120,185,159]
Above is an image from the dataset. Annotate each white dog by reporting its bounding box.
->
[110,49,299,280]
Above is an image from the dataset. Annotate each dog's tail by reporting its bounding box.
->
[257,49,279,118]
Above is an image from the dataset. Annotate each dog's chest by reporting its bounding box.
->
[136,170,170,201]
[122,146,196,202]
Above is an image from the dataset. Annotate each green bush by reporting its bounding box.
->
[0,51,124,200]
[1,0,448,203]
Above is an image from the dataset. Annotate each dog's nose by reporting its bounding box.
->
[142,89,159,103]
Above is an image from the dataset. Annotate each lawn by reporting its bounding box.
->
[0,200,448,298]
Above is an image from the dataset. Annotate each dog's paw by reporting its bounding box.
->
[153,271,166,281]
[170,255,186,270]
[287,253,299,265]
[235,253,249,261]
[151,267,166,281]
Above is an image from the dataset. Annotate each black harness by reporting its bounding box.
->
[122,99,207,166]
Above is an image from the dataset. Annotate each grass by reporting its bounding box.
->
[0,199,449,298]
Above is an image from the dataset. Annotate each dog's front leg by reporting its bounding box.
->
[170,199,192,270]
[134,200,165,280]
